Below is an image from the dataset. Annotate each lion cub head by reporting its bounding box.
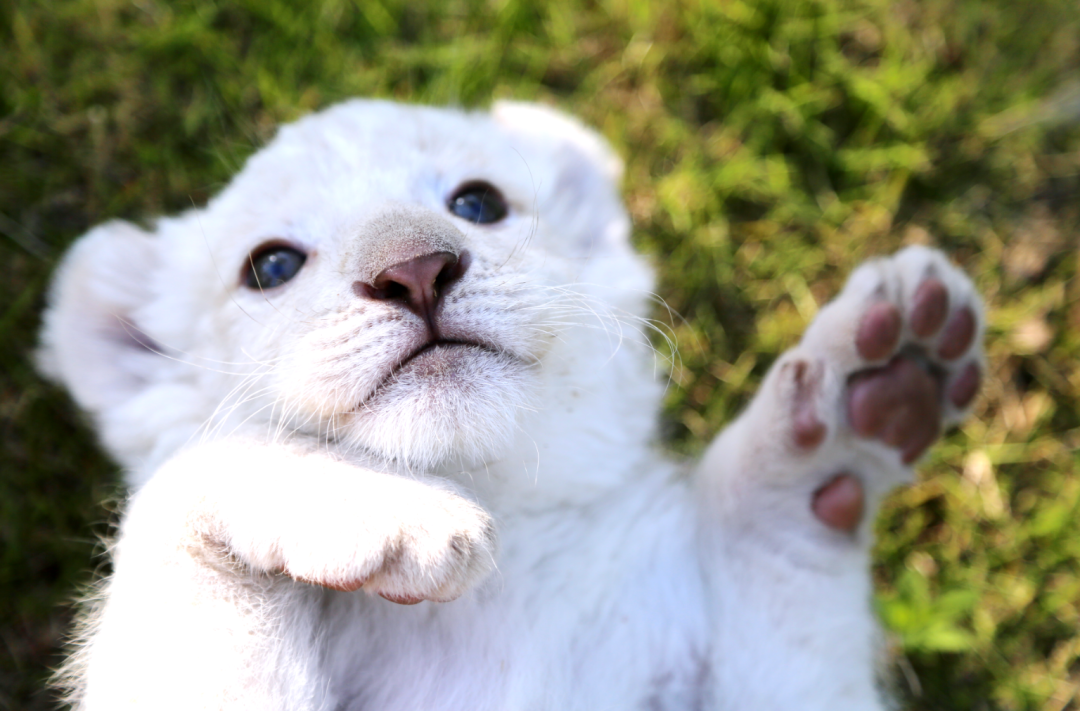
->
[39,100,654,483]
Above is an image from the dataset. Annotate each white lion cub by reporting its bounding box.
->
[38,100,984,710]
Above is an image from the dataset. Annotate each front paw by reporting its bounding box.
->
[753,246,983,529]
[802,245,983,455]
[272,482,497,604]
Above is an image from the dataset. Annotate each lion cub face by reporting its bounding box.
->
[40,101,650,475]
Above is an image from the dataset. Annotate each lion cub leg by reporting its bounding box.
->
[696,245,984,710]
[70,439,496,710]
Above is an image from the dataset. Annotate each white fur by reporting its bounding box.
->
[38,100,984,710]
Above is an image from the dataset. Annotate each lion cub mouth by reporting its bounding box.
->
[394,340,498,376]
[359,339,510,407]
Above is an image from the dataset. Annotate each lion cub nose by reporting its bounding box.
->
[355,251,469,332]
[351,204,470,333]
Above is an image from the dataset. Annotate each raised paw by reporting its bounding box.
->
[764,246,983,532]
[271,479,497,604]
[843,256,982,463]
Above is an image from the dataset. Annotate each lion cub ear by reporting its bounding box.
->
[491,101,624,183]
[491,101,630,255]
[38,220,164,415]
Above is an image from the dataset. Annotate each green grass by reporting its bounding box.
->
[2,0,1079,708]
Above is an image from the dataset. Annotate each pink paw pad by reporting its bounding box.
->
[937,307,977,360]
[909,278,949,338]
[848,357,941,464]
[789,360,827,449]
[812,473,865,533]
[856,302,902,361]
[948,361,981,409]
[844,275,981,464]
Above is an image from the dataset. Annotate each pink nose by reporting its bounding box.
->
[354,251,469,333]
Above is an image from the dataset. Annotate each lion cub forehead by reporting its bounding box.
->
[188,99,627,272]
[217,101,534,207]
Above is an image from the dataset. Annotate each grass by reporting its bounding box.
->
[2,0,1079,708]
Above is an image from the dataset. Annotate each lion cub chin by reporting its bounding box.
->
[38,99,984,710]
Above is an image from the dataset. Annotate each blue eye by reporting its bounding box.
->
[244,245,307,289]
[447,182,508,224]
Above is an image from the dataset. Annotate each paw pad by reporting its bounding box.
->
[848,357,941,464]
[855,302,901,361]
[842,249,983,463]
[790,360,828,450]
[811,473,865,533]
[909,277,949,338]
[792,246,983,466]
[948,361,981,409]
[937,307,977,361]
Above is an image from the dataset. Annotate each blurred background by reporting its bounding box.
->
[1,0,1078,708]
